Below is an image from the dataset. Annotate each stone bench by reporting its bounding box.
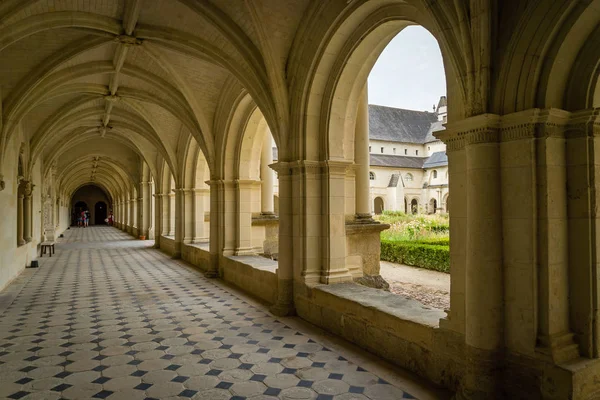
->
[40,241,55,257]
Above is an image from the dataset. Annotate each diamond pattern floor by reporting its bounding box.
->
[0,227,424,400]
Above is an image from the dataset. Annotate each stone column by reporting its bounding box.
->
[269,163,294,316]
[140,181,151,237]
[182,189,194,244]
[193,188,209,242]
[321,161,354,284]
[438,115,504,399]
[535,115,578,364]
[235,180,259,255]
[168,192,176,236]
[261,136,275,216]
[128,198,135,234]
[159,194,170,236]
[124,199,129,232]
[152,193,163,248]
[566,110,600,359]
[355,84,373,222]
[23,181,33,242]
[173,188,183,258]
[16,181,25,246]
[207,179,223,278]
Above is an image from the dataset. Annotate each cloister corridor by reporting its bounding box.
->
[0,227,443,400]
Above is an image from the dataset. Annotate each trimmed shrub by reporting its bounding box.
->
[414,238,450,246]
[380,240,450,273]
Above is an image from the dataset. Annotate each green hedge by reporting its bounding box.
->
[381,240,450,273]
[414,238,450,246]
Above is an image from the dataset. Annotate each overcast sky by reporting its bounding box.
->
[368,26,446,112]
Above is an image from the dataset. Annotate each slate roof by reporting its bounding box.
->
[424,121,445,143]
[388,174,400,188]
[423,151,448,168]
[370,154,425,169]
[369,105,439,144]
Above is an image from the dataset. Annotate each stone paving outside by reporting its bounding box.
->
[0,226,422,400]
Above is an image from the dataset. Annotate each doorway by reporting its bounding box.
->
[73,201,88,225]
[374,197,384,215]
[95,201,107,225]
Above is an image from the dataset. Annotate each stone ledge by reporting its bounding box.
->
[315,283,444,328]
[252,215,279,226]
[221,255,278,304]
[345,221,390,234]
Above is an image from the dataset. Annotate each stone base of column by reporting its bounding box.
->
[320,268,353,284]
[17,239,26,246]
[204,253,220,278]
[25,236,32,243]
[535,332,579,364]
[234,247,256,256]
[456,345,504,400]
[153,242,160,249]
[270,279,295,316]
[354,213,376,223]
[269,301,295,317]
[259,211,277,219]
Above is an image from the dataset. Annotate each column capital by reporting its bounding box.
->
[235,179,260,188]
[322,160,353,176]
[435,113,500,151]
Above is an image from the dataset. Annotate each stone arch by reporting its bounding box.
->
[410,198,419,215]
[493,0,600,113]
[374,197,384,215]
[289,1,465,161]
[429,198,437,214]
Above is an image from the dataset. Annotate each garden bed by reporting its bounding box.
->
[375,211,450,273]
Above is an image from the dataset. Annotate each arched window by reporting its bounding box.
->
[432,170,438,179]
[405,173,413,181]
[369,171,376,180]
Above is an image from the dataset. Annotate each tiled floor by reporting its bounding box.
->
[0,227,445,400]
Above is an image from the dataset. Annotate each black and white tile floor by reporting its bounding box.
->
[0,227,441,400]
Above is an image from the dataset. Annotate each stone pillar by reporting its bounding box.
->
[193,188,209,242]
[235,180,259,255]
[173,188,183,258]
[128,198,135,234]
[23,181,33,242]
[207,179,223,278]
[16,181,25,246]
[124,198,129,232]
[153,193,163,248]
[355,84,373,222]
[566,109,600,359]
[141,181,151,237]
[168,192,175,236]
[438,115,504,399]
[321,161,353,284]
[160,194,169,236]
[261,136,275,216]
[182,189,194,244]
[270,163,294,316]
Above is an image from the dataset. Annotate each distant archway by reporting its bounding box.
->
[410,198,418,214]
[73,201,88,225]
[429,198,437,214]
[374,197,384,215]
[95,202,107,225]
